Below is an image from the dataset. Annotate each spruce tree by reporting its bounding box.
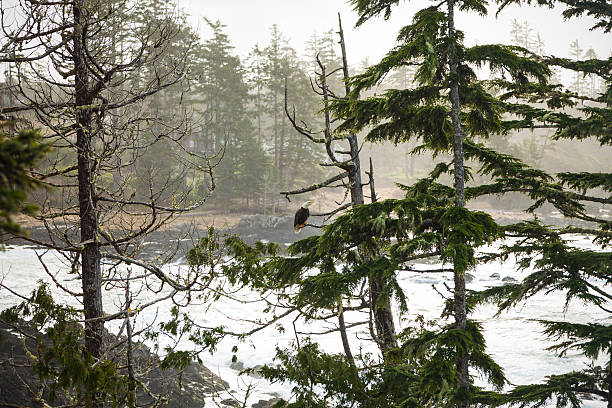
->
[191,19,265,209]
[255,26,324,201]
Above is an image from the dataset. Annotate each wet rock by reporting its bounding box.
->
[229,360,245,371]
[248,364,265,379]
[252,398,285,408]
[221,398,242,407]
[229,360,264,378]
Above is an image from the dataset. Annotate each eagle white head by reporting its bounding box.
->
[301,200,313,208]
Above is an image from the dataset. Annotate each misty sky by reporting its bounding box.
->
[179,0,610,67]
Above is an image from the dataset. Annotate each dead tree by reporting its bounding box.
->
[0,0,219,405]
[281,14,397,362]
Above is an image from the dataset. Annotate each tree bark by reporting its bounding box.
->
[608,347,612,408]
[339,14,397,354]
[280,114,285,188]
[74,0,104,397]
[337,300,355,365]
[447,0,469,405]
[338,15,364,208]
[369,274,398,351]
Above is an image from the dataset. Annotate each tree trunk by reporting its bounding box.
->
[366,157,396,351]
[337,300,355,365]
[74,2,104,406]
[280,116,285,189]
[339,13,397,355]
[338,15,364,208]
[608,347,612,408]
[447,0,469,405]
[274,91,279,171]
[369,276,398,351]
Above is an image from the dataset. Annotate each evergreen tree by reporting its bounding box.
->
[465,1,611,406]
[327,0,551,405]
[0,0,218,405]
[190,18,266,209]
[246,44,268,143]
[249,25,324,207]
[569,39,587,96]
[304,29,344,91]
[583,47,601,98]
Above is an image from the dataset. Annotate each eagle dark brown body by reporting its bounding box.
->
[294,200,313,233]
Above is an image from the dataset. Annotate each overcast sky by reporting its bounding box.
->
[178,0,610,67]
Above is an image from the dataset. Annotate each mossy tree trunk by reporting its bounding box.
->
[73,1,103,406]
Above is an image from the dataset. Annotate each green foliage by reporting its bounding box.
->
[1,284,129,406]
[465,3,612,402]
[0,129,48,237]
[400,320,506,405]
[256,341,368,408]
[330,4,552,158]
[199,0,549,406]
[184,2,610,407]
[349,0,403,26]
[496,369,606,408]
[538,321,612,360]
[558,171,612,193]
[196,184,505,403]
[496,0,612,33]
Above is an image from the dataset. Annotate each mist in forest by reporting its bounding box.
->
[2,0,609,219]
[179,0,612,216]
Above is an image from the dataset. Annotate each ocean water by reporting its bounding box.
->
[0,235,608,407]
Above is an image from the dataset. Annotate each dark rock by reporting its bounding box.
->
[252,398,284,408]
[502,276,518,283]
[230,214,319,247]
[249,364,264,379]
[229,360,245,371]
[490,273,500,279]
[465,273,475,283]
[0,320,227,408]
[221,398,242,407]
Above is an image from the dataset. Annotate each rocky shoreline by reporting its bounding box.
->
[0,319,231,407]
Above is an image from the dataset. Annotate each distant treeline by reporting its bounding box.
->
[3,6,607,214]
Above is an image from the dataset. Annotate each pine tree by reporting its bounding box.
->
[190,18,267,209]
[0,0,218,405]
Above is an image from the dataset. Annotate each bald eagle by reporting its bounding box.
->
[294,200,313,233]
